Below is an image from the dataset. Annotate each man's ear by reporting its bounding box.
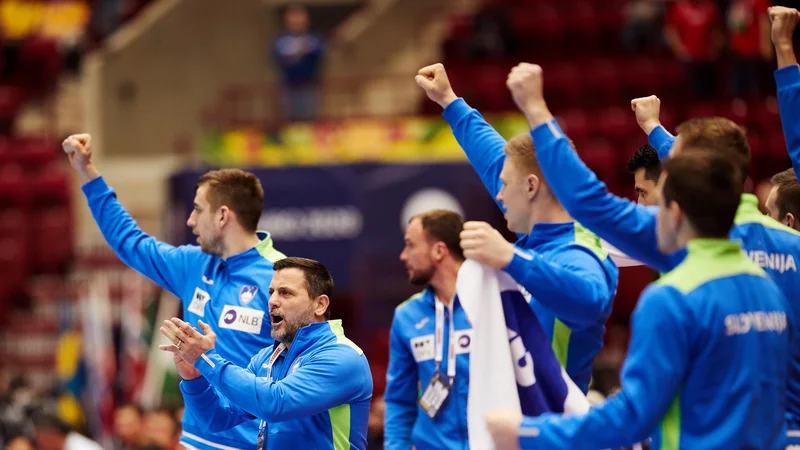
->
[526,174,540,200]
[314,295,330,318]
[786,213,796,230]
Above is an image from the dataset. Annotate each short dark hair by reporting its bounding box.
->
[31,410,71,435]
[196,169,264,233]
[626,144,662,181]
[410,209,465,261]
[675,117,750,181]
[661,149,743,238]
[771,168,800,222]
[273,257,334,320]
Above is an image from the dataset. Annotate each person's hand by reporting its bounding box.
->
[630,96,662,135]
[769,6,800,48]
[460,221,515,270]
[159,318,217,366]
[486,409,523,450]
[415,63,458,108]
[171,352,202,381]
[506,63,552,128]
[62,133,100,183]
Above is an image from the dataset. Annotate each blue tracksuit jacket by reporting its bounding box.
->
[82,176,286,449]
[531,118,800,444]
[384,289,471,450]
[519,239,791,449]
[442,98,618,393]
[180,320,372,450]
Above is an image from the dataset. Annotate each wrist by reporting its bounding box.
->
[775,41,794,53]
[181,373,202,381]
[79,164,100,184]
[642,120,661,135]
[524,102,553,129]
[438,91,458,109]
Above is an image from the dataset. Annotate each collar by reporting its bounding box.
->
[518,221,575,248]
[685,238,743,260]
[734,193,761,223]
[223,231,277,271]
[283,320,340,355]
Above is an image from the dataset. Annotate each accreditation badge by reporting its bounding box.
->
[418,372,451,419]
[257,420,265,450]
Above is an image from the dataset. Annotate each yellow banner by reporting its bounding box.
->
[201,114,532,167]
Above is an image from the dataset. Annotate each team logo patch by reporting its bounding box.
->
[239,285,259,305]
[410,334,434,362]
[188,287,211,317]
[455,330,472,355]
[218,305,265,334]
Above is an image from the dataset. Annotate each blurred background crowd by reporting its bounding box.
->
[0,0,797,448]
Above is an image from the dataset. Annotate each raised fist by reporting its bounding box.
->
[506,63,544,115]
[630,96,662,135]
[769,6,800,48]
[415,63,458,108]
[62,133,93,171]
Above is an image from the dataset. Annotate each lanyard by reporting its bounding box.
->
[266,343,286,381]
[434,297,456,383]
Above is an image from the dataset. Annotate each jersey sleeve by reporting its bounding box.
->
[179,350,268,432]
[81,176,199,298]
[518,285,691,449]
[503,246,614,325]
[530,120,685,273]
[442,98,509,212]
[775,64,800,179]
[195,345,371,423]
[383,312,419,450]
[647,125,676,161]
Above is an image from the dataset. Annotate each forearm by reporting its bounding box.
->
[442,98,509,203]
[180,377,253,432]
[77,163,100,184]
[503,250,609,324]
[776,42,798,69]
[530,121,680,272]
[775,64,800,177]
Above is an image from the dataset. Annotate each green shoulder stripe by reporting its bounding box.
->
[573,222,609,260]
[328,320,364,355]
[255,233,286,263]
[328,404,351,450]
[396,291,424,311]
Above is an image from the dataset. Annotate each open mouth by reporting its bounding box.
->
[270,314,284,326]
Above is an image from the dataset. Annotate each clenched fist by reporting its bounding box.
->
[769,6,800,48]
[62,133,100,183]
[460,221,515,269]
[415,63,458,108]
[506,63,552,127]
[630,96,662,135]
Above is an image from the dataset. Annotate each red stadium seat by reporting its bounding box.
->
[545,63,583,108]
[30,170,70,205]
[18,36,63,97]
[31,205,73,272]
[595,106,636,142]
[579,139,620,187]
[0,85,22,134]
[557,110,590,141]
[582,60,621,106]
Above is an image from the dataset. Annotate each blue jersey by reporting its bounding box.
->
[384,289,472,450]
[442,99,618,393]
[520,240,791,449]
[531,118,800,442]
[181,320,372,450]
[82,177,286,449]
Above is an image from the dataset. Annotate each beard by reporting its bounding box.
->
[408,266,434,286]
[199,233,224,257]
[271,308,316,345]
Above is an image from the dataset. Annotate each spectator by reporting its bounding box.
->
[621,0,665,51]
[665,0,725,98]
[467,0,517,59]
[139,409,178,450]
[32,410,103,450]
[727,0,772,97]
[113,404,142,450]
[3,433,34,450]
[272,4,324,121]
